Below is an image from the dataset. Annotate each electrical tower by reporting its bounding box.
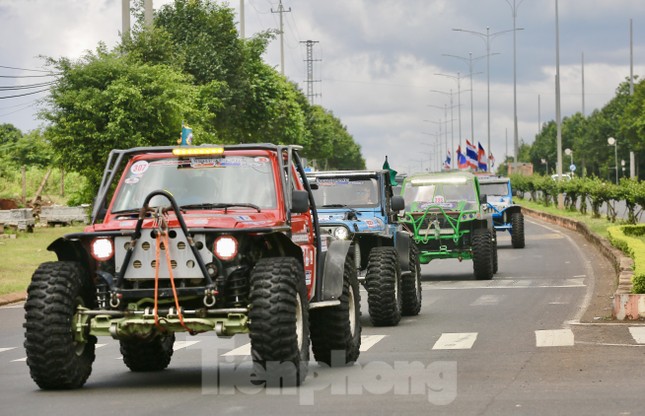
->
[300,40,321,104]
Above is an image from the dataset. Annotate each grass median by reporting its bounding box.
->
[0,225,85,296]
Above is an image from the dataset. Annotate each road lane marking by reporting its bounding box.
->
[221,335,387,357]
[360,335,386,351]
[424,278,585,290]
[470,295,504,306]
[535,329,574,347]
[221,343,251,357]
[432,333,478,350]
[628,327,645,344]
[173,340,200,351]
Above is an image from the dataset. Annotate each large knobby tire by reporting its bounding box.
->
[511,212,526,249]
[492,229,499,274]
[310,254,362,366]
[401,242,422,316]
[365,247,401,326]
[249,257,309,387]
[23,261,96,389]
[472,229,494,280]
[120,333,175,372]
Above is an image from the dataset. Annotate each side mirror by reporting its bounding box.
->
[391,195,405,212]
[292,190,310,213]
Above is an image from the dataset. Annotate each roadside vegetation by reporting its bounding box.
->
[0,225,84,295]
[512,175,645,293]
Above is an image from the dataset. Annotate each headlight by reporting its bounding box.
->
[91,238,114,261]
[214,235,238,261]
[333,227,350,240]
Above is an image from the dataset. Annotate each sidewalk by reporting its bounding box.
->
[0,291,26,307]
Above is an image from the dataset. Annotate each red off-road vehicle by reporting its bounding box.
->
[23,144,361,389]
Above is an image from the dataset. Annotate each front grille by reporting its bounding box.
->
[115,229,211,280]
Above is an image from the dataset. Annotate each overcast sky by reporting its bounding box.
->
[1,0,644,173]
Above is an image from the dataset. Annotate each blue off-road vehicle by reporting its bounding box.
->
[478,175,525,249]
[306,170,421,326]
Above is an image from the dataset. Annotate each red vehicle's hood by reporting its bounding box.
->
[88,210,284,232]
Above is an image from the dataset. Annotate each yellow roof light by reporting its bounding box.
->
[172,147,224,157]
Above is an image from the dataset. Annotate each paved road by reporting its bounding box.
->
[1,216,645,415]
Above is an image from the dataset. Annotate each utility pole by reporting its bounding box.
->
[122,0,130,37]
[240,0,245,39]
[271,0,291,75]
[581,52,585,116]
[629,18,636,178]
[555,0,564,208]
[143,0,153,27]
[301,40,321,104]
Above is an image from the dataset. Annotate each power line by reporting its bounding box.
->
[0,81,56,91]
[0,74,58,78]
[0,65,57,73]
[0,88,50,99]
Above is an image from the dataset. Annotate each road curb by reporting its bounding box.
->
[0,291,26,307]
[521,207,640,320]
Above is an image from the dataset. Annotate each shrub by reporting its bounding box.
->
[607,225,645,293]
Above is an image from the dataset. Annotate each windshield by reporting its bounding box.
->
[403,179,478,212]
[111,156,277,212]
[310,177,379,208]
[479,182,509,197]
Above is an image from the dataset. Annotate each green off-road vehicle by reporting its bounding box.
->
[23,144,361,389]
[398,171,498,280]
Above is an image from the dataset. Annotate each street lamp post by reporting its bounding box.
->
[429,95,458,168]
[564,148,573,176]
[505,0,526,164]
[421,133,441,172]
[453,26,522,171]
[608,137,618,184]
[442,53,487,145]
[434,74,463,167]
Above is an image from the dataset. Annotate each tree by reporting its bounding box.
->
[0,123,22,146]
[42,46,211,190]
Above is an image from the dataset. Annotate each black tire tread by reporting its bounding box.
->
[401,242,422,316]
[120,333,175,372]
[365,247,401,326]
[511,212,526,248]
[23,261,96,389]
[249,257,309,386]
[472,229,494,280]
[310,254,361,366]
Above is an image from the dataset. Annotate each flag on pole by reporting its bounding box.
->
[456,146,468,169]
[489,152,495,168]
[383,156,398,186]
[477,142,487,171]
[443,151,451,170]
[465,140,478,170]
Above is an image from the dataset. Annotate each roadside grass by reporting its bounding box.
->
[0,225,85,296]
[515,197,620,239]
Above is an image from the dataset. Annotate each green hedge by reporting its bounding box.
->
[607,225,645,293]
[510,174,645,223]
